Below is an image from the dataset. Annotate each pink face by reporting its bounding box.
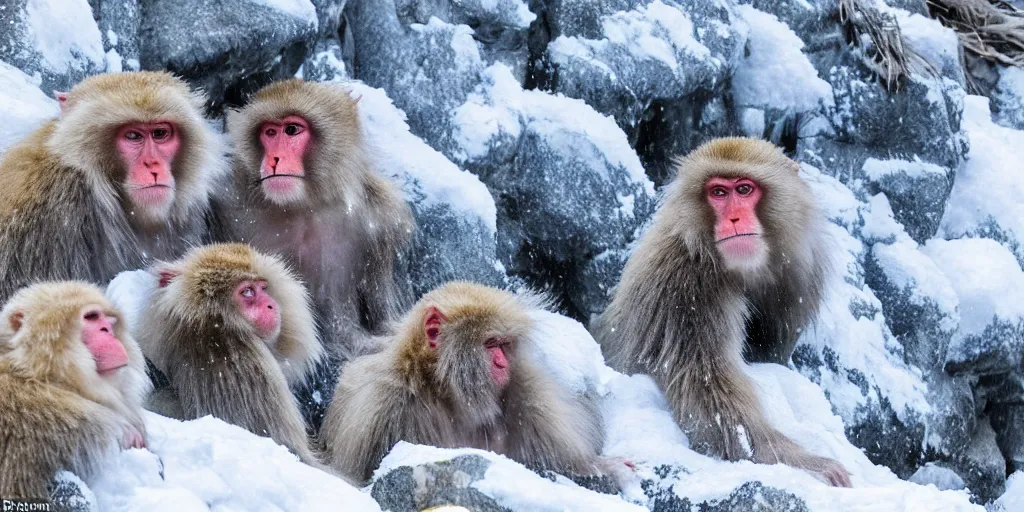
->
[116,122,180,214]
[80,308,129,375]
[706,177,765,264]
[424,307,513,389]
[233,280,281,338]
[258,115,311,202]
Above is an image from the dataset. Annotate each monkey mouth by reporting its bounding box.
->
[716,233,760,244]
[259,173,306,182]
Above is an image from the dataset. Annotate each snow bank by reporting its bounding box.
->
[90,413,378,511]
[0,61,58,154]
[247,0,317,25]
[732,5,832,112]
[941,96,1024,266]
[995,471,1024,511]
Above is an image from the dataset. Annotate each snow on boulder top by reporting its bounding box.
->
[863,156,949,181]
[941,95,1024,264]
[732,5,833,112]
[352,81,499,233]
[247,0,318,25]
[600,0,710,70]
[24,0,105,74]
[922,238,1024,337]
[0,61,59,155]
[453,63,655,196]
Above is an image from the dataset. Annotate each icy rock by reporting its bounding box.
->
[310,0,345,38]
[0,0,106,93]
[989,66,1024,130]
[957,418,1008,504]
[643,478,809,512]
[0,61,59,155]
[299,37,349,83]
[909,463,966,491]
[93,0,141,72]
[351,82,505,296]
[792,166,933,478]
[922,238,1024,376]
[991,406,1024,475]
[372,444,643,511]
[51,471,96,512]
[139,0,318,105]
[546,0,742,151]
[450,64,656,319]
[862,157,956,244]
[942,96,1024,269]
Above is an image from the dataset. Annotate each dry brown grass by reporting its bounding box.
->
[839,0,914,89]
[927,0,1024,67]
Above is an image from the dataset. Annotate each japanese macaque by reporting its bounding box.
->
[135,243,323,465]
[593,138,851,487]
[321,282,609,484]
[222,79,414,362]
[0,282,151,499]
[0,71,225,303]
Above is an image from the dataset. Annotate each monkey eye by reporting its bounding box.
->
[240,287,255,298]
[152,128,170,140]
[83,311,100,321]
[284,123,304,136]
[709,187,728,198]
[124,131,143,141]
[736,184,753,195]
[264,128,278,137]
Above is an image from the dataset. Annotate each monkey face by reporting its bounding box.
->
[705,176,769,273]
[257,115,311,205]
[233,279,282,340]
[116,121,181,222]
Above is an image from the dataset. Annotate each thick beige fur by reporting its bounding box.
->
[0,282,151,498]
[594,138,850,486]
[136,243,322,464]
[321,282,606,484]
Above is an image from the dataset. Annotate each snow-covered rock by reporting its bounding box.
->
[0,60,59,154]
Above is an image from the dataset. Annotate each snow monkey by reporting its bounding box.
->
[135,243,323,465]
[0,282,151,500]
[593,138,851,487]
[321,282,609,484]
[223,79,414,360]
[0,71,225,303]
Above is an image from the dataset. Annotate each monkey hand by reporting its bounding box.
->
[804,456,852,488]
[121,424,147,450]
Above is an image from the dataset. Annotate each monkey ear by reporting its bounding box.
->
[54,91,69,113]
[424,306,447,349]
[156,269,181,288]
[8,311,24,332]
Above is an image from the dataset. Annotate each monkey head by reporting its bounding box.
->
[48,72,223,227]
[0,282,149,417]
[228,79,368,209]
[406,282,536,414]
[669,137,813,279]
[155,244,285,342]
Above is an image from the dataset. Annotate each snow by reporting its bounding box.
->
[996,471,1024,511]
[105,270,158,331]
[863,156,948,181]
[247,0,317,25]
[732,5,833,112]
[872,239,960,325]
[24,0,105,73]
[352,81,499,233]
[0,61,58,155]
[452,63,655,196]
[890,10,960,74]
[90,413,379,511]
[909,463,966,491]
[941,96,1024,265]
[922,238,1024,339]
[862,193,914,244]
[601,1,710,69]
